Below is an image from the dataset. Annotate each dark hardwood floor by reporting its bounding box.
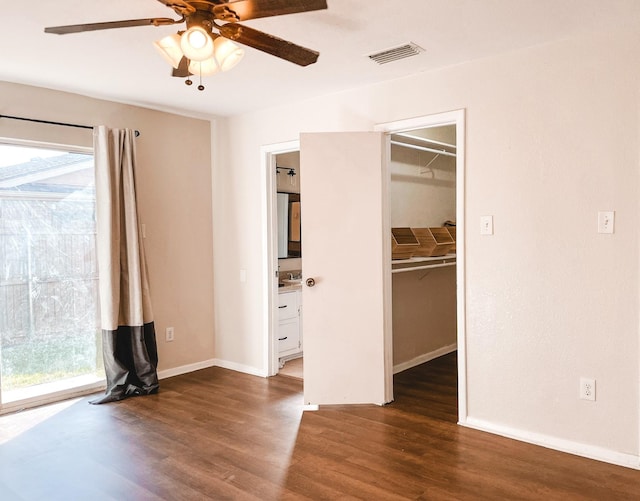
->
[0,353,638,500]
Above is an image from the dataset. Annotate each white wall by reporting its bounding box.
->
[0,81,216,374]
[213,26,640,464]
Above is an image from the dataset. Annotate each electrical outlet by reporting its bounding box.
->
[579,377,596,401]
[165,327,174,342]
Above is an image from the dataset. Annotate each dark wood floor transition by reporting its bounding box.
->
[0,353,638,500]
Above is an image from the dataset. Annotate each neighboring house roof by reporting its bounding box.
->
[0,153,93,194]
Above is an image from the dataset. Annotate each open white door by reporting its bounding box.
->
[300,132,392,406]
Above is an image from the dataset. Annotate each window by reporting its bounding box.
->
[0,141,103,412]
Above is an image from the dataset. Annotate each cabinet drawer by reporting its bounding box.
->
[278,292,298,320]
[278,319,300,353]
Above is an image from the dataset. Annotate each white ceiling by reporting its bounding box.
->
[2,0,639,118]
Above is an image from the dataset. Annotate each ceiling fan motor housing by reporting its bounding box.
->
[184,10,216,32]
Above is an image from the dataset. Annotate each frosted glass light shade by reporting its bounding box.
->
[188,37,244,76]
[180,26,215,61]
[153,33,183,68]
[188,58,221,76]
[214,37,244,71]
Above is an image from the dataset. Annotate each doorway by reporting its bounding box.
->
[262,140,301,378]
[377,110,466,421]
[275,150,303,379]
[388,124,458,389]
[263,109,466,417]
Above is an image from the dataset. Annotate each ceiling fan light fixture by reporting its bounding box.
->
[187,37,244,77]
[188,57,220,77]
[153,33,183,68]
[213,37,244,72]
[180,26,214,61]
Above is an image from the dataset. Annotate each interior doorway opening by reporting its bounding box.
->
[389,124,458,395]
[262,140,301,379]
[263,109,465,415]
[275,150,303,379]
[377,110,466,421]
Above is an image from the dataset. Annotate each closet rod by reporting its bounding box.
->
[0,114,140,137]
[395,132,456,150]
[390,140,456,157]
[392,261,456,274]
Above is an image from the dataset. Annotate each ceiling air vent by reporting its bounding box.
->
[368,42,424,65]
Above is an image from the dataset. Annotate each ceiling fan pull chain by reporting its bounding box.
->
[198,64,205,91]
[185,57,193,86]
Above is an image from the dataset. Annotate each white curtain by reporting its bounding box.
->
[90,126,159,404]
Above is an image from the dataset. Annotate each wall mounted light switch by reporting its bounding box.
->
[480,215,494,235]
[597,211,614,234]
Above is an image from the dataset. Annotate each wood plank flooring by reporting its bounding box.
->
[278,357,303,380]
[0,353,638,500]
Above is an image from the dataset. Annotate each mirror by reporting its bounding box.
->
[277,192,301,258]
[276,150,301,259]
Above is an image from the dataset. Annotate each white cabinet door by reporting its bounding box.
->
[278,319,300,354]
[278,290,301,357]
[278,291,297,321]
[300,132,392,406]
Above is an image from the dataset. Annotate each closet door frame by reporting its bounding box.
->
[375,109,468,424]
[262,140,300,378]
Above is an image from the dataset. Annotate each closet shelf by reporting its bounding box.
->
[391,254,456,274]
[390,132,457,157]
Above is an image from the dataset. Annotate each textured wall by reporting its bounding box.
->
[215,26,640,461]
[0,81,215,373]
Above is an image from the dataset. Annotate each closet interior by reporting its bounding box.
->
[390,125,457,374]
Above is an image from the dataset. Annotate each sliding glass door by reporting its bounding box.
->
[0,142,103,411]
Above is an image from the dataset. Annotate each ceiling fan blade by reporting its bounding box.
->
[172,57,192,78]
[44,17,180,35]
[218,23,319,66]
[213,0,327,22]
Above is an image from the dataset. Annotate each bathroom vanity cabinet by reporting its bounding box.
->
[278,289,302,358]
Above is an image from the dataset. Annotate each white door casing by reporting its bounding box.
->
[375,109,467,423]
[264,110,464,415]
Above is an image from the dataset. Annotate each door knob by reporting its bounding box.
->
[305,277,316,287]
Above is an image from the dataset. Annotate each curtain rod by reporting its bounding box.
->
[0,114,140,137]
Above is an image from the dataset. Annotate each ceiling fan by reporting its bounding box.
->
[45,0,328,90]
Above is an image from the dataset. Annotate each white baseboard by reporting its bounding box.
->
[158,359,217,380]
[461,417,640,470]
[393,343,457,374]
[158,358,268,380]
[212,358,268,378]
